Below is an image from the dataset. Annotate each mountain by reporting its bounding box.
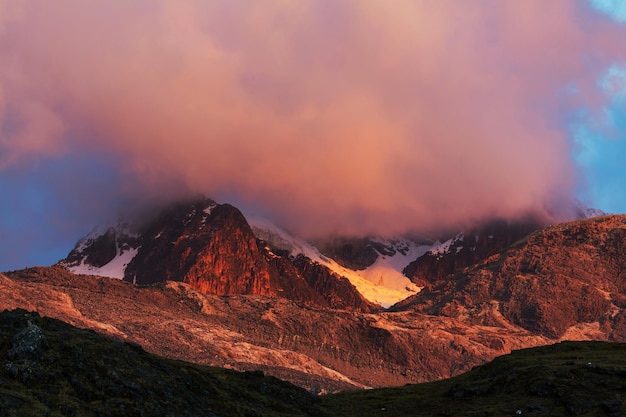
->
[395,215,626,340]
[57,196,603,308]
[4,210,626,392]
[403,201,606,288]
[403,216,547,286]
[3,308,625,416]
[59,198,376,312]
[58,197,429,307]
[29,197,623,393]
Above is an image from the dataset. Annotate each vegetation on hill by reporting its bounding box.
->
[0,309,328,417]
[323,341,626,417]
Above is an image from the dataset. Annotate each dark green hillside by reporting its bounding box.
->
[0,309,328,417]
[323,341,626,417]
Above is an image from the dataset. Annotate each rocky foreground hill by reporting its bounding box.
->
[2,309,625,416]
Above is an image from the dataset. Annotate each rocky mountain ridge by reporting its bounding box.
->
[60,196,600,308]
[15,198,618,392]
[395,215,626,340]
[4,213,626,392]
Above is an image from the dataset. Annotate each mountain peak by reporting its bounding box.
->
[58,198,377,311]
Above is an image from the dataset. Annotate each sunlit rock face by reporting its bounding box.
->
[125,200,276,295]
[396,215,626,340]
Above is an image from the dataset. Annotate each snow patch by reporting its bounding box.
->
[244,213,434,307]
[203,203,217,217]
[68,247,139,279]
[62,219,140,280]
[430,234,463,256]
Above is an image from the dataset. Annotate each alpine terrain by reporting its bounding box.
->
[1,196,625,396]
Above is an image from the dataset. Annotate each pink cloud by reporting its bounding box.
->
[1,1,625,236]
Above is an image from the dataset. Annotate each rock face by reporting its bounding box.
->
[60,197,376,312]
[125,200,275,294]
[403,217,546,286]
[312,237,393,270]
[396,215,626,340]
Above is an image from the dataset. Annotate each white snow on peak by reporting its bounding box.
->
[68,247,138,279]
[429,234,464,257]
[63,219,140,280]
[203,202,217,216]
[245,215,327,261]
[244,213,433,308]
[574,199,607,219]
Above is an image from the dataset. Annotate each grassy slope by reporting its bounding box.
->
[323,341,626,417]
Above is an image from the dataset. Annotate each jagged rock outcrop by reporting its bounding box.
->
[403,217,545,286]
[125,200,276,295]
[291,255,375,311]
[396,215,626,340]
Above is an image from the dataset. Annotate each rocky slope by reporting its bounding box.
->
[4,308,624,417]
[395,215,626,340]
[403,217,544,286]
[0,267,548,392]
[0,309,328,417]
[403,204,605,288]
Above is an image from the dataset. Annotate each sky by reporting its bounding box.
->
[1,0,626,271]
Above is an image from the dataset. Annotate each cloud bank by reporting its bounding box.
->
[1,0,625,237]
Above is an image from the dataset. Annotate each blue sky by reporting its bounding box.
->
[1,1,626,272]
[0,152,135,270]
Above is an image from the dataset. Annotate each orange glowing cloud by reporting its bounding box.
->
[1,1,625,236]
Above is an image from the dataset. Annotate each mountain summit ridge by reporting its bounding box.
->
[59,198,377,311]
[57,196,607,308]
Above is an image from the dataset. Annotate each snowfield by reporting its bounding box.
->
[245,214,433,308]
[68,247,138,280]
